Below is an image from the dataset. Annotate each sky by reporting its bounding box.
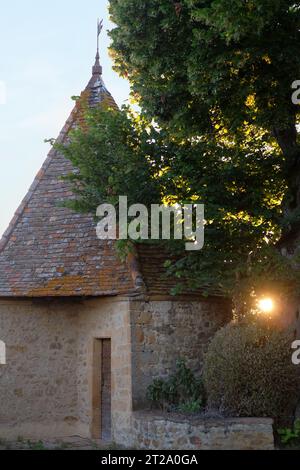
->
[0,0,130,237]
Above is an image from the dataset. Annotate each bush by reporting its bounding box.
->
[147,359,204,413]
[203,321,300,419]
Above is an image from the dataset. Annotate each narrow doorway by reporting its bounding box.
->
[92,338,111,441]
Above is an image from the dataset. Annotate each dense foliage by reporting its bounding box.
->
[147,359,204,412]
[278,419,300,446]
[60,105,162,212]
[202,321,300,419]
[109,0,300,230]
[59,1,300,309]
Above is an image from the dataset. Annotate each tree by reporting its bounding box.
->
[109,0,300,222]
[59,1,300,313]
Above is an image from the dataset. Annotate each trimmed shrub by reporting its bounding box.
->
[203,321,300,419]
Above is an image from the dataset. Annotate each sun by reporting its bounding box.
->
[257,298,274,314]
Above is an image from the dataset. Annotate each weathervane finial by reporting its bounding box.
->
[93,19,103,76]
[97,18,104,55]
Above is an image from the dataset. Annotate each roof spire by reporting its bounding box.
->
[93,18,103,76]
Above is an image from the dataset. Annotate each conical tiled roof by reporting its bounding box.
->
[0,53,136,297]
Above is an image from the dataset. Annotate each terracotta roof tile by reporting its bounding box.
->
[136,244,224,298]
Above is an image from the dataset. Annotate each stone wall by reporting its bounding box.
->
[132,412,274,450]
[0,295,232,447]
[0,297,132,443]
[0,299,79,439]
[130,298,231,409]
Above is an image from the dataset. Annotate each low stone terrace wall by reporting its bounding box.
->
[132,412,274,450]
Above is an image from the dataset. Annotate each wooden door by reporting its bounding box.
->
[91,338,111,441]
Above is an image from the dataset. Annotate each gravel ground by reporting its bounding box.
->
[0,436,120,450]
